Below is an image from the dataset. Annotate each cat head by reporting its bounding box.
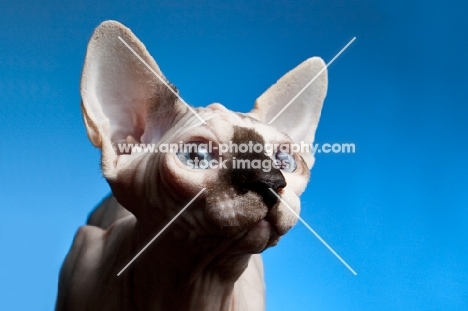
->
[81,21,327,253]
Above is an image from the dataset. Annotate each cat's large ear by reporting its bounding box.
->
[81,21,185,177]
[250,57,328,168]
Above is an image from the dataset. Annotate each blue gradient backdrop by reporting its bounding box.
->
[1,1,467,310]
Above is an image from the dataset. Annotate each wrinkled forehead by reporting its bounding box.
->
[194,103,292,144]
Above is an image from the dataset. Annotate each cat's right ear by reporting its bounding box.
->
[250,57,328,169]
[81,21,185,177]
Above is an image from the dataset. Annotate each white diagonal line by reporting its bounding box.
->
[268,188,357,275]
[268,37,356,125]
[117,188,206,276]
[118,36,206,125]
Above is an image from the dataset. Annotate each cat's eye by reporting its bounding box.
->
[275,151,297,173]
[176,141,215,169]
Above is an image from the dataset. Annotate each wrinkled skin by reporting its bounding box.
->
[55,20,327,311]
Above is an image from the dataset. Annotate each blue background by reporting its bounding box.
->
[1,0,467,310]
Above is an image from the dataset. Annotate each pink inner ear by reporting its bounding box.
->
[105,97,149,144]
[251,57,328,148]
[86,70,153,145]
[81,21,170,147]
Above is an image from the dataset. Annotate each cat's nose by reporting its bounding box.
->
[233,168,286,209]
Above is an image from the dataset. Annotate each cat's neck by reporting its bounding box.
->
[129,221,251,311]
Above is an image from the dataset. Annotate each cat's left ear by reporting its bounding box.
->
[250,57,328,168]
[80,21,187,178]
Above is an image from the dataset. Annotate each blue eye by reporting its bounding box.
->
[275,151,297,173]
[177,141,214,169]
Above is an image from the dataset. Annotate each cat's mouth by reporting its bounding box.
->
[204,184,295,254]
[224,216,281,255]
[253,216,281,246]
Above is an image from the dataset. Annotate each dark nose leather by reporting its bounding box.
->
[232,166,286,209]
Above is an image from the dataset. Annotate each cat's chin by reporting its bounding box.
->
[225,219,280,255]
